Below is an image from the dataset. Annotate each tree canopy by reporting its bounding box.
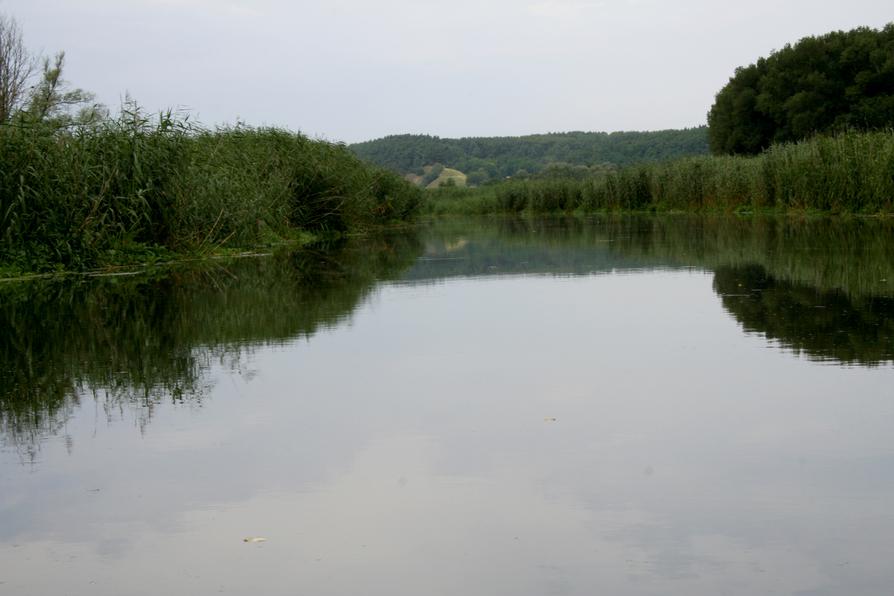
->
[350,128,708,183]
[708,24,894,155]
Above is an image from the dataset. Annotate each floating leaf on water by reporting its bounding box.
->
[243,537,267,543]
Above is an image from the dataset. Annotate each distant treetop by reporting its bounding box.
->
[708,24,894,155]
[350,128,709,182]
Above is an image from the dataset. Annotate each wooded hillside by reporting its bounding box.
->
[350,128,709,183]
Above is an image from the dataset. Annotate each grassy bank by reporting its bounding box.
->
[0,110,422,274]
[423,131,894,216]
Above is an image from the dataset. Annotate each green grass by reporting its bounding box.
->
[422,185,500,215]
[0,109,422,273]
[423,130,894,216]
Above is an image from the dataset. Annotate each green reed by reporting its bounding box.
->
[425,131,894,216]
[0,110,421,272]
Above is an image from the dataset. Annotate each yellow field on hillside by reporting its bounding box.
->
[426,168,467,189]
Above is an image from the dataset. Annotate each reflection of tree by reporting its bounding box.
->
[602,215,894,299]
[410,216,894,300]
[5,216,894,454]
[0,232,421,455]
[412,216,894,366]
[715,265,894,366]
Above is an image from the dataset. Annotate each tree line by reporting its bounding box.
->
[350,128,709,183]
[709,24,894,154]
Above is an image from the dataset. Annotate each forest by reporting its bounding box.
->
[349,128,709,183]
[708,24,894,154]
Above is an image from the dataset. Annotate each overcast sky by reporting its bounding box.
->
[2,0,891,142]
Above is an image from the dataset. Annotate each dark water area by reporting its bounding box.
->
[1,216,892,595]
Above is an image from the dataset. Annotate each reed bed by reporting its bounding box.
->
[425,131,894,216]
[0,110,421,272]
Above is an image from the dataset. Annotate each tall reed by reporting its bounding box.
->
[0,109,421,271]
[427,131,894,216]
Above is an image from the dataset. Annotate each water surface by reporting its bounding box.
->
[1,216,893,596]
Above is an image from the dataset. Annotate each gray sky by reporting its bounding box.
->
[2,0,891,142]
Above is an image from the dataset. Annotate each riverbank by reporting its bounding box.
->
[0,110,422,275]
[423,130,894,216]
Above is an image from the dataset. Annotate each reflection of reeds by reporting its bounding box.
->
[417,215,894,299]
[0,108,421,272]
[416,216,894,365]
[715,265,894,366]
[425,131,894,215]
[601,216,894,299]
[0,232,422,456]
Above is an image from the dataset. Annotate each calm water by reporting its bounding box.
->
[1,216,893,596]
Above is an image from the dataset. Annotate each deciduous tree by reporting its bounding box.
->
[0,14,32,124]
[708,24,894,155]
[25,51,105,127]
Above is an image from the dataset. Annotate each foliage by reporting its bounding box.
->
[708,24,894,154]
[423,185,501,216]
[351,128,709,183]
[0,14,101,128]
[0,18,421,272]
[0,107,421,272]
[21,51,106,128]
[423,131,894,215]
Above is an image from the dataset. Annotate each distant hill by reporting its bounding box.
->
[350,127,709,184]
[405,165,468,189]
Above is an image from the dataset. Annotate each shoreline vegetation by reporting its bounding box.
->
[0,13,410,278]
[373,26,894,218]
[3,122,891,280]
[422,130,894,216]
[2,20,892,277]
[0,107,422,277]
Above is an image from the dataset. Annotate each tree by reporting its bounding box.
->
[708,24,894,155]
[0,14,33,124]
[350,129,710,176]
[24,51,105,127]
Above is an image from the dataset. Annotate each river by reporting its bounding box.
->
[1,215,892,596]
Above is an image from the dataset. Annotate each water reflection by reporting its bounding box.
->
[0,232,422,455]
[3,216,893,453]
[715,265,894,365]
[411,215,894,298]
[1,216,893,596]
[409,216,894,365]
